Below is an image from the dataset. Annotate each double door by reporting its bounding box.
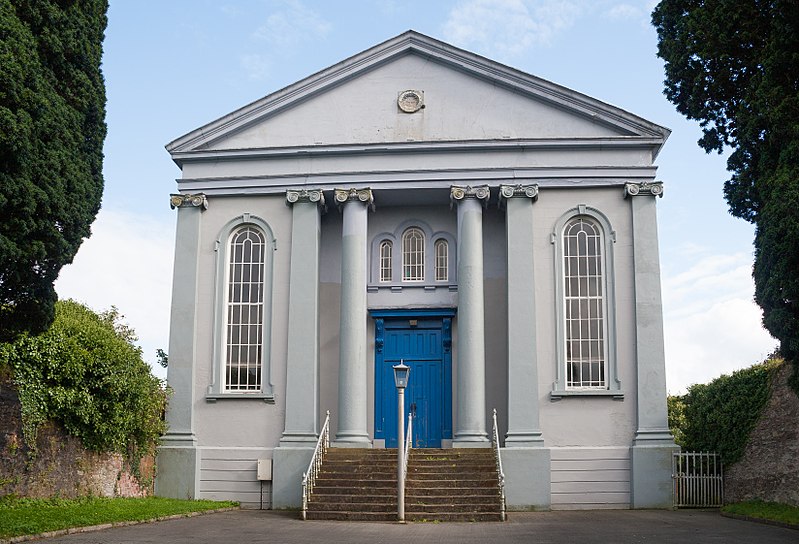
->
[374,316,452,448]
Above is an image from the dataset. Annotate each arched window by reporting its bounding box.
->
[434,239,448,282]
[551,206,620,398]
[402,227,425,282]
[208,214,275,401]
[562,217,606,389]
[379,240,393,282]
[369,222,455,288]
[225,226,266,391]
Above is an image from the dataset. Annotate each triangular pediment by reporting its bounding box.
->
[166,31,669,158]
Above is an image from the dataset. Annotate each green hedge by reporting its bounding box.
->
[0,300,167,459]
[669,358,778,465]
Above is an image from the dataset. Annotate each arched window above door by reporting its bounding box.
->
[369,221,455,289]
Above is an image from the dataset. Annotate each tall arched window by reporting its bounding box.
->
[225,226,266,391]
[563,218,606,389]
[402,227,425,282]
[551,206,619,398]
[434,239,448,282]
[208,214,275,401]
[379,240,393,282]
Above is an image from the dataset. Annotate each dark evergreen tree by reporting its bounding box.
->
[653,0,799,380]
[0,0,108,341]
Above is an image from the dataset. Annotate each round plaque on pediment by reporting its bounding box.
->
[398,90,424,113]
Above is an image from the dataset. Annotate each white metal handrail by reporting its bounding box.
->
[491,408,507,521]
[403,411,413,481]
[301,410,330,521]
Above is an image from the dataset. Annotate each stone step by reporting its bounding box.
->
[406,512,503,522]
[305,448,503,522]
[406,502,500,513]
[305,511,398,522]
[308,501,397,513]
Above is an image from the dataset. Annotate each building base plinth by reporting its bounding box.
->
[155,444,200,500]
[502,447,551,511]
[631,443,678,509]
[272,446,316,509]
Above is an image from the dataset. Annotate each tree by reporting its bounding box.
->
[0,0,108,341]
[652,1,799,382]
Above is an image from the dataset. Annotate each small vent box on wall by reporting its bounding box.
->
[257,459,272,481]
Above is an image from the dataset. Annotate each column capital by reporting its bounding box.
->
[286,188,326,208]
[169,193,208,210]
[334,188,374,210]
[450,185,490,206]
[499,183,539,204]
[624,181,664,198]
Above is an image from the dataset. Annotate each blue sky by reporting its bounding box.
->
[55,0,776,393]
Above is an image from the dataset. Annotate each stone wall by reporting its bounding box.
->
[724,362,799,506]
[0,384,153,498]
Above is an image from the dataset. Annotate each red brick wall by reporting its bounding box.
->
[0,385,154,498]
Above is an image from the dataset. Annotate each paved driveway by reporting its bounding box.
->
[41,509,798,544]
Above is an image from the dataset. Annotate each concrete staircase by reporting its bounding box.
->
[304,448,503,522]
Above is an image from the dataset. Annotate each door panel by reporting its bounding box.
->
[375,319,448,448]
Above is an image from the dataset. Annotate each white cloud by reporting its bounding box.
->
[252,0,332,48]
[55,209,175,380]
[442,0,581,59]
[605,3,641,20]
[662,250,777,394]
[241,53,272,80]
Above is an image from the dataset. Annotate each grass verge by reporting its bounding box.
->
[0,496,238,539]
[721,500,799,527]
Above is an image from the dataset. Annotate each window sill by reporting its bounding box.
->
[367,283,457,292]
[206,393,275,403]
[550,389,624,400]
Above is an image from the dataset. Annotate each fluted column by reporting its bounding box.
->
[280,189,325,444]
[451,185,490,446]
[334,188,373,447]
[499,184,545,446]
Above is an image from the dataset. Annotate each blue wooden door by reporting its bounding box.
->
[374,317,451,448]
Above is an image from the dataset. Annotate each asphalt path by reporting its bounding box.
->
[37,509,799,544]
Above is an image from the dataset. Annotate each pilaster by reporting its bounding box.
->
[280,188,325,446]
[334,188,373,447]
[625,181,677,509]
[156,193,206,500]
[499,184,544,447]
[451,185,490,446]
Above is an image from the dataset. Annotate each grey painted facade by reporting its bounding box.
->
[158,31,676,510]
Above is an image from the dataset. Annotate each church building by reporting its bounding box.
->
[156,31,676,511]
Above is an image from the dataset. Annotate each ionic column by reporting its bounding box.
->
[625,181,676,509]
[499,184,544,446]
[280,189,325,444]
[451,185,490,446]
[334,188,373,447]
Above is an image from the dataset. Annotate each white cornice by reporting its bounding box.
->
[169,137,665,167]
[165,30,670,157]
[174,166,658,196]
